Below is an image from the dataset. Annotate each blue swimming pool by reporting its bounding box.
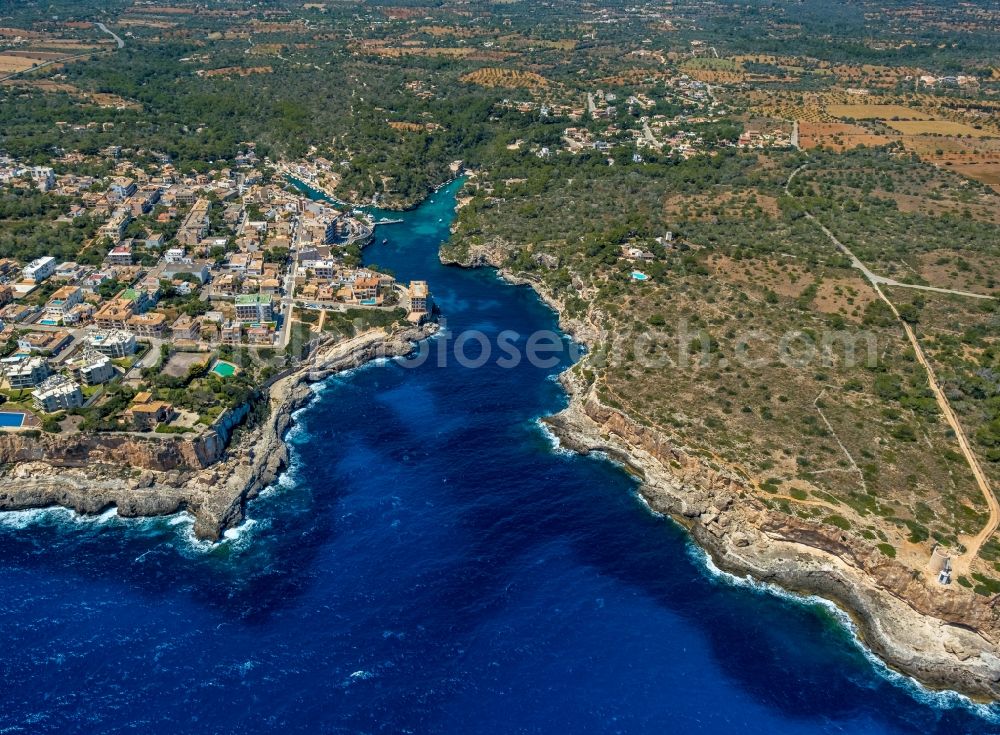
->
[631,271,649,281]
[0,411,26,427]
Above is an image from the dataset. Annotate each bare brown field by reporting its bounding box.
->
[0,27,43,38]
[900,135,1000,157]
[0,78,140,109]
[245,22,307,34]
[0,79,76,92]
[382,7,425,20]
[0,54,38,72]
[707,254,813,299]
[87,92,142,109]
[798,121,893,151]
[886,120,994,137]
[247,43,283,56]
[898,135,1000,189]
[4,50,69,60]
[887,190,1000,224]
[459,68,550,89]
[118,18,178,29]
[827,103,933,120]
[812,276,877,319]
[917,251,1000,295]
[27,41,99,51]
[948,162,1000,191]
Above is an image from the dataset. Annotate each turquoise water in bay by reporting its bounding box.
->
[0,179,997,733]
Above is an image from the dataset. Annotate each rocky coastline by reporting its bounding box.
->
[0,323,436,542]
[440,239,1000,702]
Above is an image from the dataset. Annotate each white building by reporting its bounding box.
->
[234,293,273,323]
[23,256,57,284]
[301,258,337,279]
[6,356,51,389]
[105,243,133,266]
[31,375,84,413]
[164,247,191,264]
[78,354,116,386]
[88,329,137,358]
[31,166,55,191]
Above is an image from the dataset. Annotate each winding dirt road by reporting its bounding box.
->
[787,163,998,574]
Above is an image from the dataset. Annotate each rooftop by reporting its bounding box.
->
[235,293,272,305]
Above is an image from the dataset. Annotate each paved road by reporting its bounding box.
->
[0,21,122,83]
[95,22,124,49]
[277,226,301,349]
[641,122,659,148]
[124,338,164,382]
[0,50,95,83]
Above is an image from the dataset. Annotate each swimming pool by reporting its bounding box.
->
[39,319,59,326]
[210,360,237,378]
[0,411,26,428]
[631,271,649,281]
[360,298,377,305]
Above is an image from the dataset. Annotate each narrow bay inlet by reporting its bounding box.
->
[1,180,997,732]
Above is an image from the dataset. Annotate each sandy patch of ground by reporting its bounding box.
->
[707,255,813,298]
[162,351,212,379]
[799,121,893,151]
[826,103,933,120]
[812,276,877,319]
[916,251,1000,296]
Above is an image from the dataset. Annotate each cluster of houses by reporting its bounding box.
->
[495,74,728,161]
[737,127,794,149]
[0,148,434,430]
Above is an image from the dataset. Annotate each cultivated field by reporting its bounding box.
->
[0,53,40,73]
[798,121,892,151]
[948,162,1000,190]
[826,103,933,120]
[886,120,994,137]
[459,68,549,89]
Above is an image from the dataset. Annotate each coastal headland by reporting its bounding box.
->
[0,323,436,541]
[439,238,1000,702]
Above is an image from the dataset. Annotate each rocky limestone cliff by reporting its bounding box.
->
[0,430,222,471]
[1,324,436,543]
[443,238,1000,699]
[545,384,1000,699]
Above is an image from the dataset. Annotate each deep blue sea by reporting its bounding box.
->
[1,179,998,733]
